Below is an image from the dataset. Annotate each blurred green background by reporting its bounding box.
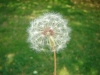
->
[0,0,100,75]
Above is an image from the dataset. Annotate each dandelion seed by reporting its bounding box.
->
[27,13,71,52]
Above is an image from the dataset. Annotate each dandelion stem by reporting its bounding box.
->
[48,36,57,75]
[54,50,56,75]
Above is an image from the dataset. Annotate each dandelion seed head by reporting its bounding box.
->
[27,13,71,52]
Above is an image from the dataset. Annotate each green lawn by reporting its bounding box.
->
[0,0,100,75]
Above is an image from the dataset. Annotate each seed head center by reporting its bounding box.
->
[42,27,54,36]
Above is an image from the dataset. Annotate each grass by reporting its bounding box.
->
[0,0,100,75]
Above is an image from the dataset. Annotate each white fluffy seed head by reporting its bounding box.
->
[27,13,71,52]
